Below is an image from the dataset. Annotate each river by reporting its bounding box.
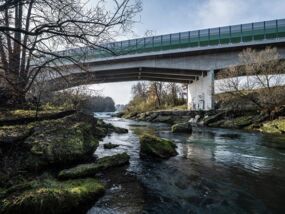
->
[88,113,285,214]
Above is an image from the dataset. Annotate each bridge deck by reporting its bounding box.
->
[58,19,285,60]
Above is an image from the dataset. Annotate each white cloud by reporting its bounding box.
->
[194,0,248,28]
[192,0,285,29]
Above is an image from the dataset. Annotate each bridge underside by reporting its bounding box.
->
[42,66,214,111]
[44,67,206,91]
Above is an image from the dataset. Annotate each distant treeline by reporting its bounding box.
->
[83,96,116,112]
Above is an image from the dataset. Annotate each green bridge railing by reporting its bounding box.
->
[59,19,285,59]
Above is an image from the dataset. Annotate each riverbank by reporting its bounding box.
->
[0,109,133,214]
[121,108,285,135]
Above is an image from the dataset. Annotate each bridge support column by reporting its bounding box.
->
[187,70,214,110]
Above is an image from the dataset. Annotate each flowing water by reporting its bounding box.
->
[88,113,285,214]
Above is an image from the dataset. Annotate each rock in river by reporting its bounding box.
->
[103,143,120,149]
[171,122,192,133]
[139,134,177,159]
[58,153,130,179]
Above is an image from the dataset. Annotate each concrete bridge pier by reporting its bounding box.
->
[187,70,215,110]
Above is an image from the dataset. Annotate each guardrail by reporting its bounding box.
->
[58,19,285,59]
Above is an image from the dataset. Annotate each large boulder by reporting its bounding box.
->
[139,134,177,159]
[171,122,192,133]
[23,117,100,170]
[0,178,105,214]
[58,153,130,179]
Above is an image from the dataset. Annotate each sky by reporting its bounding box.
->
[88,0,285,104]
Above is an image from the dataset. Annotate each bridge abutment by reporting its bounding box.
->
[187,70,214,110]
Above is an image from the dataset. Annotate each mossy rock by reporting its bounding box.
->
[0,125,33,145]
[152,115,174,123]
[95,119,128,135]
[93,126,108,138]
[209,116,254,129]
[0,109,75,126]
[104,143,120,149]
[0,178,105,214]
[171,122,192,133]
[231,116,254,128]
[112,126,128,134]
[23,119,99,169]
[58,153,130,180]
[139,134,177,159]
[203,112,225,125]
[260,119,285,134]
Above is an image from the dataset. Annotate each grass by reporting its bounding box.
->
[0,178,105,214]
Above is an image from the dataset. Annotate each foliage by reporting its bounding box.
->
[83,96,116,112]
[218,47,285,113]
[126,81,186,113]
[42,86,116,112]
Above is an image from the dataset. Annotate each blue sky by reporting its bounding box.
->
[89,0,285,104]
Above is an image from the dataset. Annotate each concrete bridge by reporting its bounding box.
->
[44,19,285,110]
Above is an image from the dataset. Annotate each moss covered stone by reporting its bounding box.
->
[171,122,192,133]
[0,125,33,144]
[0,109,75,126]
[260,119,285,134]
[23,118,99,169]
[95,119,128,135]
[139,134,177,159]
[0,178,105,214]
[208,115,254,129]
[112,126,128,134]
[58,153,130,179]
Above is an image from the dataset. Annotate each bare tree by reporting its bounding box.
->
[0,0,141,105]
[166,83,185,106]
[148,81,165,107]
[218,47,285,113]
[131,81,148,100]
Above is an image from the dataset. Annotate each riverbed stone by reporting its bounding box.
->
[0,178,105,214]
[104,143,120,149]
[96,119,128,134]
[171,122,192,133]
[139,134,177,159]
[58,153,130,179]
